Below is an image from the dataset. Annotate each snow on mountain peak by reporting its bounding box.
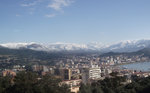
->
[0,42,36,49]
[1,39,150,52]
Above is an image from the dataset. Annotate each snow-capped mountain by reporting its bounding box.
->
[1,39,150,52]
[103,39,150,52]
[0,42,104,51]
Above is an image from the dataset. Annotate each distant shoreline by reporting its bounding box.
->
[114,61,150,72]
[114,61,150,67]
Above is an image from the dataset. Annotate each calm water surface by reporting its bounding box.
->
[120,62,150,71]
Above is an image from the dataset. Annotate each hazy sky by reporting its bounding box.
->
[0,0,150,44]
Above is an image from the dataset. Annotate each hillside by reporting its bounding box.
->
[100,48,150,57]
[1,39,150,53]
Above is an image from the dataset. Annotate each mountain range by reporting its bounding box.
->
[0,39,150,53]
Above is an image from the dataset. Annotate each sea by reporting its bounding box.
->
[120,62,150,72]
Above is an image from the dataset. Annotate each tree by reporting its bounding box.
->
[0,76,11,93]
[35,74,70,93]
[9,71,38,93]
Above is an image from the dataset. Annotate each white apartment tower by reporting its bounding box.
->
[89,61,101,79]
[82,61,101,84]
[89,64,101,79]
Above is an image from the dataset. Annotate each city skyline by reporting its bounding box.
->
[1,0,150,44]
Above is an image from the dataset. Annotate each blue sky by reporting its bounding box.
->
[0,0,150,44]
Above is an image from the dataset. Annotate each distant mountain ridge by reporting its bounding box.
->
[1,39,150,52]
[100,47,150,58]
[103,39,150,52]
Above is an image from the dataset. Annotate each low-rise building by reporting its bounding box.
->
[2,70,16,77]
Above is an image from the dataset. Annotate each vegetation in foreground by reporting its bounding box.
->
[1,72,150,93]
[0,72,70,93]
[79,73,150,93]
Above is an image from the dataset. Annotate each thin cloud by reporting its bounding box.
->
[45,14,56,18]
[16,14,21,17]
[20,0,75,17]
[48,0,74,11]
[21,0,42,7]
[13,29,22,33]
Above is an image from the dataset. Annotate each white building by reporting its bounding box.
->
[82,62,101,84]
[89,64,101,79]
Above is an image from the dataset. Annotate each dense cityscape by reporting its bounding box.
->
[0,48,150,93]
[1,0,150,93]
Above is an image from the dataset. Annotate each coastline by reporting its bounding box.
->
[114,61,150,66]
[113,61,150,72]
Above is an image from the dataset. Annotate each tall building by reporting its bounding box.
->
[64,69,72,80]
[82,62,101,84]
[82,68,90,84]
[89,64,101,79]
[54,68,72,80]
